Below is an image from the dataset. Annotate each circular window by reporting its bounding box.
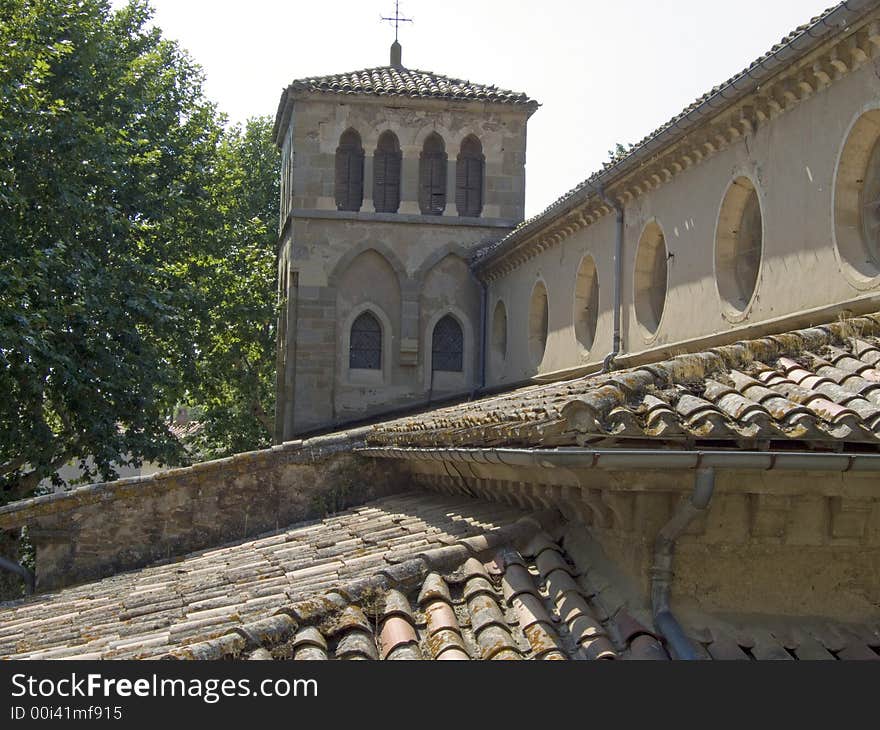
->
[528,280,549,366]
[835,109,880,285]
[715,177,763,316]
[491,300,507,364]
[573,255,599,352]
[634,222,668,336]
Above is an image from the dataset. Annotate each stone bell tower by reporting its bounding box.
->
[272,37,538,441]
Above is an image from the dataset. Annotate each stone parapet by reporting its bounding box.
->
[0,428,407,592]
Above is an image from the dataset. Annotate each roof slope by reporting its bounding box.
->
[0,494,529,659]
[285,65,537,106]
[367,313,880,450]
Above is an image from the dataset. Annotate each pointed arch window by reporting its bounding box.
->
[349,311,382,370]
[419,132,447,215]
[456,135,484,217]
[431,315,463,372]
[335,129,364,212]
[373,131,401,213]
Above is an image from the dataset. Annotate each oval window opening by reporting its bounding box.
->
[716,177,763,315]
[835,109,880,284]
[634,222,668,336]
[528,281,549,366]
[573,255,599,352]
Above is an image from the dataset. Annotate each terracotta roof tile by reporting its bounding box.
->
[366,314,880,449]
[4,490,876,661]
[285,65,536,106]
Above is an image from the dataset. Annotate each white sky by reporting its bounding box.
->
[118,0,833,217]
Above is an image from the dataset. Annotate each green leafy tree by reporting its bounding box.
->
[0,0,223,501]
[183,116,280,459]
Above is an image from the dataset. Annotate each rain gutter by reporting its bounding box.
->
[359,446,880,472]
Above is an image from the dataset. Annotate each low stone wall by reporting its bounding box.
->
[0,428,406,593]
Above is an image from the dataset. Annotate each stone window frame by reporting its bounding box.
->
[341,302,393,387]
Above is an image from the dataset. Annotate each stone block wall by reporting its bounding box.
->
[0,429,407,593]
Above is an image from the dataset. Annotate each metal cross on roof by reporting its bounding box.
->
[381,1,413,42]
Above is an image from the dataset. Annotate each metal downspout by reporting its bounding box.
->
[0,555,34,595]
[650,467,715,660]
[479,278,488,390]
[599,189,624,372]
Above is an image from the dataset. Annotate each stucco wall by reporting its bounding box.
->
[485,47,880,384]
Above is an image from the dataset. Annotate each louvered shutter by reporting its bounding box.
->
[335,149,351,210]
[419,155,431,213]
[335,132,364,212]
[374,147,401,213]
[420,134,447,215]
[349,148,364,211]
[386,149,401,212]
[465,156,483,216]
[374,151,387,211]
[456,138,484,217]
[430,155,446,214]
[455,157,467,214]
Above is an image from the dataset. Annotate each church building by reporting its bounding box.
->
[1,1,880,662]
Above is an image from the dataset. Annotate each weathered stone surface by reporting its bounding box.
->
[0,430,406,591]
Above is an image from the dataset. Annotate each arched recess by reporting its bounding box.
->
[328,240,407,291]
[421,255,480,390]
[336,250,401,385]
[529,279,549,367]
[413,242,473,286]
[335,128,364,212]
[633,221,668,337]
[573,254,600,352]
